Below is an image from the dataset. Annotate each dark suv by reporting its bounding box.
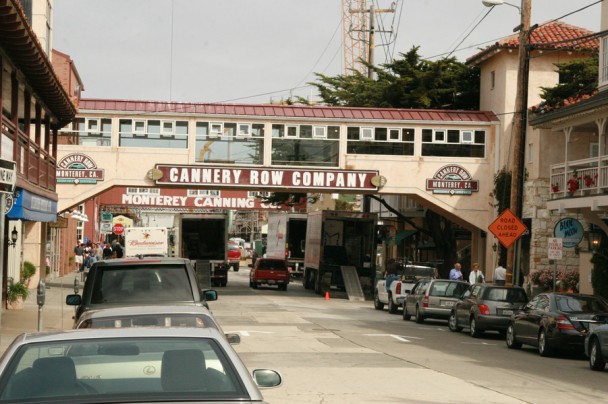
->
[66,257,217,322]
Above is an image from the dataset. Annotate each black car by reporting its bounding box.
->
[506,292,608,356]
[449,284,529,337]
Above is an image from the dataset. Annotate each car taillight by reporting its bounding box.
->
[423,295,429,308]
[396,282,401,295]
[477,304,490,315]
[557,315,575,330]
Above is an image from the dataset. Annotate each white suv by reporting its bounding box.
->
[374,264,436,314]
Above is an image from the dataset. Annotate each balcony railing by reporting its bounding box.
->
[550,157,607,198]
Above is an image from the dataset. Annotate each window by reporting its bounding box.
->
[528,143,534,163]
[591,142,599,158]
[361,127,373,140]
[126,188,160,195]
[161,121,174,138]
[286,125,298,138]
[271,125,339,167]
[389,129,400,141]
[421,128,486,158]
[602,36,608,86]
[313,126,326,139]
[434,130,445,143]
[209,123,223,138]
[187,189,220,197]
[490,70,496,90]
[133,120,146,137]
[237,123,251,137]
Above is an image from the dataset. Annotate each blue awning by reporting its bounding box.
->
[7,188,57,222]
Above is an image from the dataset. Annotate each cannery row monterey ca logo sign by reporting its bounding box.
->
[150,165,381,192]
[426,164,479,195]
[56,153,105,184]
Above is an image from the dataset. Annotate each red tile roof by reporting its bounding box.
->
[78,99,499,123]
[467,21,599,65]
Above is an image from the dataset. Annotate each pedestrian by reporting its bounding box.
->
[112,240,124,258]
[449,263,463,280]
[384,258,399,291]
[95,243,103,261]
[493,264,507,285]
[102,243,113,260]
[74,242,84,272]
[469,263,485,284]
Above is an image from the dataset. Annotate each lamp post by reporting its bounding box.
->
[7,226,17,247]
[483,0,532,285]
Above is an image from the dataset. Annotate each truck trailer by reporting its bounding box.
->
[173,212,229,287]
[266,212,307,277]
[303,210,377,297]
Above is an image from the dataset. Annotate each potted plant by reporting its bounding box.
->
[21,260,36,287]
[559,270,579,292]
[7,282,29,309]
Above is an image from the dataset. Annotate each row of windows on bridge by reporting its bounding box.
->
[63,118,486,166]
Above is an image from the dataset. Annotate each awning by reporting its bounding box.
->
[7,188,57,222]
[395,230,418,245]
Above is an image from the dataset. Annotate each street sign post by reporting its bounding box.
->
[547,237,562,292]
[488,208,528,249]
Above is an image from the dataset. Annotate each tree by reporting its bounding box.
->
[532,54,598,113]
[311,47,480,110]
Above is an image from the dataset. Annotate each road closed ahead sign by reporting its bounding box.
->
[488,208,528,249]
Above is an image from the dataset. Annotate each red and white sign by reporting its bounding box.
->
[547,237,563,260]
[153,165,379,192]
[113,223,125,235]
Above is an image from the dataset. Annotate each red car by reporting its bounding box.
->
[227,241,241,272]
[250,258,289,291]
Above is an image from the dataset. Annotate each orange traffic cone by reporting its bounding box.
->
[324,291,330,300]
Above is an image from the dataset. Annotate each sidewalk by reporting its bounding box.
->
[0,271,80,354]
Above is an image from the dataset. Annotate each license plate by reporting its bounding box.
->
[501,309,513,316]
[441,300,454,307]
[268,280,276,284]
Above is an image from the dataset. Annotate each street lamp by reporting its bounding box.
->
[589,231,602,253]
[7,226,18,247]
[482,0,520,12]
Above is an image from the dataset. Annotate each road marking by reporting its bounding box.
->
[364,334,422,343]
[227,330,274,337]
[461,341,497,346]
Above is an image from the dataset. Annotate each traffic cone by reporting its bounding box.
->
[324,291,330,300]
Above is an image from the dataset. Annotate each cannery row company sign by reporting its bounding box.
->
[426,164,479,195]
[56,153,105,184]
[150,165,381,192]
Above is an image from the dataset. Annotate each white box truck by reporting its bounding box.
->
[266,212,307,277]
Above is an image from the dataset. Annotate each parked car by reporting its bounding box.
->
[506,292,608,357]
[584,319,608,370]
[403,279,469,323]
[0,327,281,402]
[66,257,217,323]
[375,264,436,314]
[227,241,241,272]
[449,284,529,337]
[250,258,290,291]
[74,305,241,344]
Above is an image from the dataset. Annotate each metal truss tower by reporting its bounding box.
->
[342,0,369,76]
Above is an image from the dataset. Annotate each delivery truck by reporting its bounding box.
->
[303,210,377,297]
[173,212,229,287]
[266,212,307,277]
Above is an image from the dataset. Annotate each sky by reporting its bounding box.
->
[52,0,602,105]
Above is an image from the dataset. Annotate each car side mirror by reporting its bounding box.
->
[65,294,82,306]
[225,333,241,345]
[252,369,282,388]
[203,289,218,302]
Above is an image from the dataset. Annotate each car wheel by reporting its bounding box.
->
[220,281,227,287]
[233,264,239,272]
[388,294,398,314]
[538,328,553,357]
[506,324,522,349]
[589,338,606,371]
[448,312,462,332]
[279,284,287,291]
[252,282,258,289]
[470,317,482,338]
[403,304,411,321]
[415,306,424,324]
[373,290,385,310]
[249,280,253,287]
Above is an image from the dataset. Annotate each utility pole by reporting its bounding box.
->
[506,0,531,285]
[344,1,395,77]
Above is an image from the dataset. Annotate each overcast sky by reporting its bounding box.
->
[52,0,601,105]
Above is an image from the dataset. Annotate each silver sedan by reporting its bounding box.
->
[0,327,281,403]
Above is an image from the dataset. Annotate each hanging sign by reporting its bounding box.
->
[553,217,584,248]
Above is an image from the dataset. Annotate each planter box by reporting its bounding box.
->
[7,296,24,310]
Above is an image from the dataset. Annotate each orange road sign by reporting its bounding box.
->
[488,209,528,249]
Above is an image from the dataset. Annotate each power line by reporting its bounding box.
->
[445,7,494,59]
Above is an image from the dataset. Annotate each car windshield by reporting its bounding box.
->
[91,265,194,304]
[257,260,286,270]
[485,288,528,303]
[0,337,247,402]
[555,295,608,313]
[429,281,468,297]
[78,314,217,329]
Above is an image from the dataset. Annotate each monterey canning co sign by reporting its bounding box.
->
[426,164,479,195]
[56,153,105,184]
[152,165,380,192]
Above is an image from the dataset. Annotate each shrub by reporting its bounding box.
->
[21,261,36,282]
[7,282,29,302]
[530,269,579,292]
